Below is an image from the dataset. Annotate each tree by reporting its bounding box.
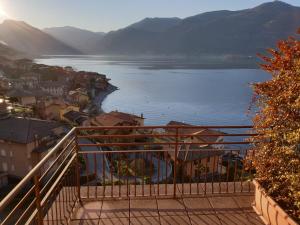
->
[251,30,300,222]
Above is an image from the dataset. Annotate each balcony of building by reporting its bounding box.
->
[0,125,265,225]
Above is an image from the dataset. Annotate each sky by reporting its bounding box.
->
[0,0,299,32]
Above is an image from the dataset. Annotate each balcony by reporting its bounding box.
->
[0,125,264,225]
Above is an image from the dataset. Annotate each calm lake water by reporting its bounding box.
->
[36,56,269,125]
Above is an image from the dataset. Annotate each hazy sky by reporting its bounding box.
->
[0,0,299,32]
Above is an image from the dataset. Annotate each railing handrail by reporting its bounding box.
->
[0,125,256,224]
[77,125,254,130]
[0,127,76,211]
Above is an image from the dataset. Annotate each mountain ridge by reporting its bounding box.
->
[43,26,105,53]
[0,1,299,57]
[95,1,300,55]
[0,20,81,56]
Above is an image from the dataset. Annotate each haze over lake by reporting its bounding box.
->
[36,55,269,125]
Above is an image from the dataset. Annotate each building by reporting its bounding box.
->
[87,111,144,127]
[6,89,37,106]
[40,81,65,97]
[68,88,90,106]
[177,144,224,179]
[37,98,80,121]
[0,106,65,178]
[14,58,33,70]
[10,75,39,89]
[62,110,89,125]
[0,76,9,93]
[0,172,8,188]
[158,121,226,179]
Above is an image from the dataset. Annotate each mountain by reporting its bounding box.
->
[0,42,24,59]
[0,20,80,55]
[44,26,105,53]
[128,17,181,32]
[96,1,300,56]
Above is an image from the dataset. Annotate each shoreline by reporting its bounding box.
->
[92,83,118,114]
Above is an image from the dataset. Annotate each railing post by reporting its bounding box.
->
[173,127,179,198]
[34,175,43,225]
[74,128,81,201]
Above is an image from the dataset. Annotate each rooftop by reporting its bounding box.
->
[90,111,143,126]
[0,116,62,143]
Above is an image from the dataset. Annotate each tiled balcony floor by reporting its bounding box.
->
[71,194,264,225]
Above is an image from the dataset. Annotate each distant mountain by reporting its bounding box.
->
[0,20,80,55]
[96,1,300,56]
[128,17,181,32]
[44,26,105,53]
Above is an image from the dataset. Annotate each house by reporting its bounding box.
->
[0,106,65,178]
[177,144,224,179]
[10,75,39,89]
[40,81,65,97]
[68,88,89,106]
[158,121,226,178]
[6,89,37,106]
[165,121,224,146]
[87,111,144,127]
[0,76,9,92]
[37,98,80,121]
[0,172,8,188]
[14,58,33,70]
[62,110,89,125]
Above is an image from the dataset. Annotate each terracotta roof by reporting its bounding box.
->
[178,145,224,161]
[89,111,142,127]
[63,110,88,125]
[193,129,225,143]
[91,114,124,126]
[40,81,64,88]
[6,88,47,98]
[165,121,225,142]
[108,111,142,121]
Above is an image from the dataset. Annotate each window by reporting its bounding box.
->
[10,151,13,157]
[27,152,31,159]
[0,149,6,157]
[11,164,15,171]
[2,162,8,171]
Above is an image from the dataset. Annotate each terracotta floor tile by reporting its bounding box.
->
[72,201,102,220]
[208,196,241,213]
[99,217,129,225]
[67,183,264,225]
[130,199,159,217]
[215,213,252,225]
[189,214,221,225]
[183,197,215,215]
[244,212,265,225]
[160,215,191,225]
[100,200,129,218]
[70,219,99,225]
[130,216,160,225]
[157,198,186,216]
[232,195,254,212]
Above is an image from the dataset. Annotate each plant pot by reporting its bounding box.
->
[253,180,298,225]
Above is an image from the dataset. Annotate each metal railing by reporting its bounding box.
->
[0,125,257,225]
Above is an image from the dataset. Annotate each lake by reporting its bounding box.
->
[36,55,269,125]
